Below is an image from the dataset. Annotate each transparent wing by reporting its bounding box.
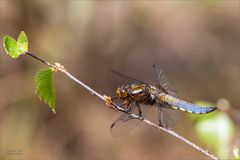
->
[110,103,150,137]
[110,69,147,84]
[152,64,178,97]
[157,104,180,129]
[110,113,140,137]
[152,64,180,128]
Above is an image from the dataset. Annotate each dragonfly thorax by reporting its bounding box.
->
[116,83,156,105]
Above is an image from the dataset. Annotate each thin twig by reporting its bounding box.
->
[24,51,218,160]
[142,119,217,160]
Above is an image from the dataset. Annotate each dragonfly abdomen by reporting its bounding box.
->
[162,94,217,114]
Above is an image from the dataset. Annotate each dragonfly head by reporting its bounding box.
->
[116,84,130,99]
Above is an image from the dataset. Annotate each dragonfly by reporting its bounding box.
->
[110,64,217,137]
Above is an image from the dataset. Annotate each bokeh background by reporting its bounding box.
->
[1,0,240,159]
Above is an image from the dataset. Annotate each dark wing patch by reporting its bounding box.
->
[152,64,178,97]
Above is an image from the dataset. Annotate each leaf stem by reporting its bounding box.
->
[25,51,218,160]
[25,52,56,69]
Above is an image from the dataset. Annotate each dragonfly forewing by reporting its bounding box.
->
[152,64,180,129]
[152,64,178,97]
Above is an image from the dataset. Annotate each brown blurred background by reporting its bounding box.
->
[0,0,240,159]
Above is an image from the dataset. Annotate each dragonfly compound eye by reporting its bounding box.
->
[116,88,128,99]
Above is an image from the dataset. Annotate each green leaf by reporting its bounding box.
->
[17,31,28,53]
[35,69,56,114]
[3,31,28,59]
[3,36,18,59]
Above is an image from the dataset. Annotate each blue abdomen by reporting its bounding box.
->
[175,100,216,114]
[164,95,217,114]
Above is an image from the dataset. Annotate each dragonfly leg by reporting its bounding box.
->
[135,102,142,117]
[125,101,132,112]
[158,121,164,127]
[111,96,118,100]
[118,100,131,112]
[111,97,131,111]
